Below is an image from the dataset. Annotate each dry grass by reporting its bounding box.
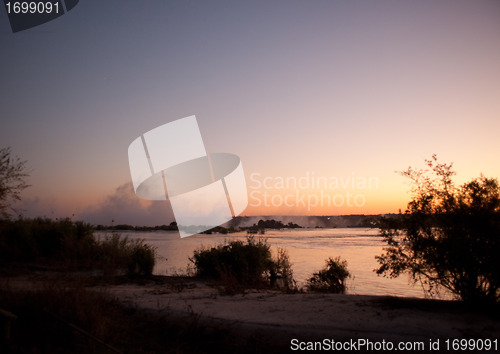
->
[0,276,278,353]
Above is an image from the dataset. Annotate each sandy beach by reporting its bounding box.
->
[2,274,500,352]
[102,277,500,351]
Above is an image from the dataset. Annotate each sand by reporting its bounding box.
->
[102,277,500,351]
[4,274,499,352]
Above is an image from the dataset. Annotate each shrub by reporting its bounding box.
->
[307,257,350,293]
[96,233,132,274]
[0,218,156,276]
[127,241,155,276]
[190,237,295,289]
[269,247,295,290]
[376,155,500,303]
[0,217,96,264]
[96,233,156,276]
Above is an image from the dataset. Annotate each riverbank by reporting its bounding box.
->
[104,276,500,346]
[2,274,499,353]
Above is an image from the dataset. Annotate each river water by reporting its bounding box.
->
[109,228,444,299]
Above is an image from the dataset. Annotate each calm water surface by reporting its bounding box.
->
[109,228,440,299]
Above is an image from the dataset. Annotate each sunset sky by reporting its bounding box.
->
[1,1,499,225]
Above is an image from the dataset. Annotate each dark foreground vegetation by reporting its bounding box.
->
[0,278,281,354]
[0,218,294,353]
[0,218,155,276]
[0,218,346,353]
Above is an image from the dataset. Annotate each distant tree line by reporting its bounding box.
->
[94,221,178,232]
[95,219,303,235]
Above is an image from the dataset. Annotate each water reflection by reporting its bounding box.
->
[100,228,449,299]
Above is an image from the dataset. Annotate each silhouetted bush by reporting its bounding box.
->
[127,241,155,276]
[0,218,96,264]
[190,237,295,289]
[0,218,155,276]
[376,155,500,303]
[269,247,295,290]
[307,257,350,293]
[97,233,133,275]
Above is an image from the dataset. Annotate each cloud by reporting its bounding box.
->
[79,182,175,226]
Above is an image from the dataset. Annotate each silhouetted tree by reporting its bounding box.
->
[376,155,500,303]
[0,147,29,219]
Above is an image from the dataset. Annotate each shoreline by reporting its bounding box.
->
[2,273,499,352]
[102,276,499,345]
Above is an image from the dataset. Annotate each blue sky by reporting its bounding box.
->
[1,1,499,224]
